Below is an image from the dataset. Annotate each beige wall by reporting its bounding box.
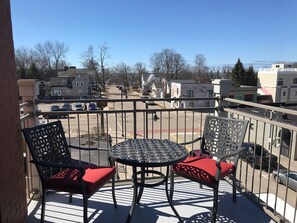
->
[257,71,277,87]
[0,1,27,222]
[258,67,297,103]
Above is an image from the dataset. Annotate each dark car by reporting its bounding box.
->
[61,103,72,111]
[273,169,297,191]
[240,142,278,169]
[88,102,97,110]
[43,105,61,119]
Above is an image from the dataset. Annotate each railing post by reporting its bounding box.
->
[17,79,41,199]
[133,101,137,139]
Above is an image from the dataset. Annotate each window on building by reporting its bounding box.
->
[207,90,213,97]
[80,81,84,87]
[277,78,283,86]
[76,81,79,87]
[293,78,297,84]
[276,65,280,68]
[66,90,70,95]
[282,91,287,96]
[295,91,297,96]
[177,88,179,95]
[187,90,194,97]
[205,101,210,107]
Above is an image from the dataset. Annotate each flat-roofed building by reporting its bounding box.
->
[258,63,297,103]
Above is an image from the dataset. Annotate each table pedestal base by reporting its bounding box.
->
[126,166,183,223]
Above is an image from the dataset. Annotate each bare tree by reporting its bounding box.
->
[35,41,52,70]
[15,47,35,78]
[51,41,68,74]
[194,54,208,73]
[172,53,188,79]
[35,40,68,78]
[150,49,187,79]
[81,43,110,91]
[134,62,147,88]
[81,45,99,87]
[222,65,233,79]
[98,43,110,91]
[113,63,132,89]
[193,54,210,83]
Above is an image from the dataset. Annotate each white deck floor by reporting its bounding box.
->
[27,179,275,223]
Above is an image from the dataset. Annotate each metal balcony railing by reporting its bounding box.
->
[21,96,297,223]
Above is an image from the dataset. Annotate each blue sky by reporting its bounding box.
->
[10,0,297,70]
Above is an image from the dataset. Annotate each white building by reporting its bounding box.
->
[258,63,297,103]
[141,73,159,93]
[170,80,214,108]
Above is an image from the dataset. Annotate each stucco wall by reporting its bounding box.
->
[0,1,27,222]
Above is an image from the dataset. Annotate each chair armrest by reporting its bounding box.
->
[30,160,85,176]
[180,137,204,145]
[68,145,109,151]
[215,147,246,169]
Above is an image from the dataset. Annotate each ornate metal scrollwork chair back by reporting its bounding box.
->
[171,115,249,223]
[22,121,117,223]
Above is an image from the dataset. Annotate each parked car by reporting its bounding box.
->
[61,103,72,111]
[146,97,155,105]
[273,169,297,191]
[43,105,61,119]
[74,103,83,111]
[240,142,278,169]
[88,102,97,110]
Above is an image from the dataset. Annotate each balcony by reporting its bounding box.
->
[20,84,297,223]
[27,179,273,223]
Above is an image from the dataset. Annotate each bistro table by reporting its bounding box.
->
[109,138,188,223]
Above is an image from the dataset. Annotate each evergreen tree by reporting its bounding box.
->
[28,62,41,79]
[245,66,257,86]
[232,58,245,86]
[17,66,27,79]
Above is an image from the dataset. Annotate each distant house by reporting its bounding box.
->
[151,82,163,98]
[258,63,297,103]
[50,74,90,98]
[141,73,159,93]
[170,80,214,108]
[161,78,171,97]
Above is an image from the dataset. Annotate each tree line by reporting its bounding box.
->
[15,40,258,90]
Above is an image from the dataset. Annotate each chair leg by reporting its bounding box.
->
[112,175,117,208]
[69,193,73,203]
[83,195,88,223]
[212,184,219,223]
[169,167,174,200]
[232,173,236,202]
[41,188,46,223]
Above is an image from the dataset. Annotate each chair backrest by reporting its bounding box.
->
[22,121,71,180]
[202,115,248,162]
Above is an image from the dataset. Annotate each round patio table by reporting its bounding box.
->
[109,138,188,223]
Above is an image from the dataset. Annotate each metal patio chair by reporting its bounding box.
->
[22,121,117,223]
[171,115,248,223]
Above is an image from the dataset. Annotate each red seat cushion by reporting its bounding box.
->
[173,157,235,185]
[45,166,116,196]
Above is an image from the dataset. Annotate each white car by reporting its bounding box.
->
[74,103,83,111]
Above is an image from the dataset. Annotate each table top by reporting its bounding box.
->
[109,139,188,167]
